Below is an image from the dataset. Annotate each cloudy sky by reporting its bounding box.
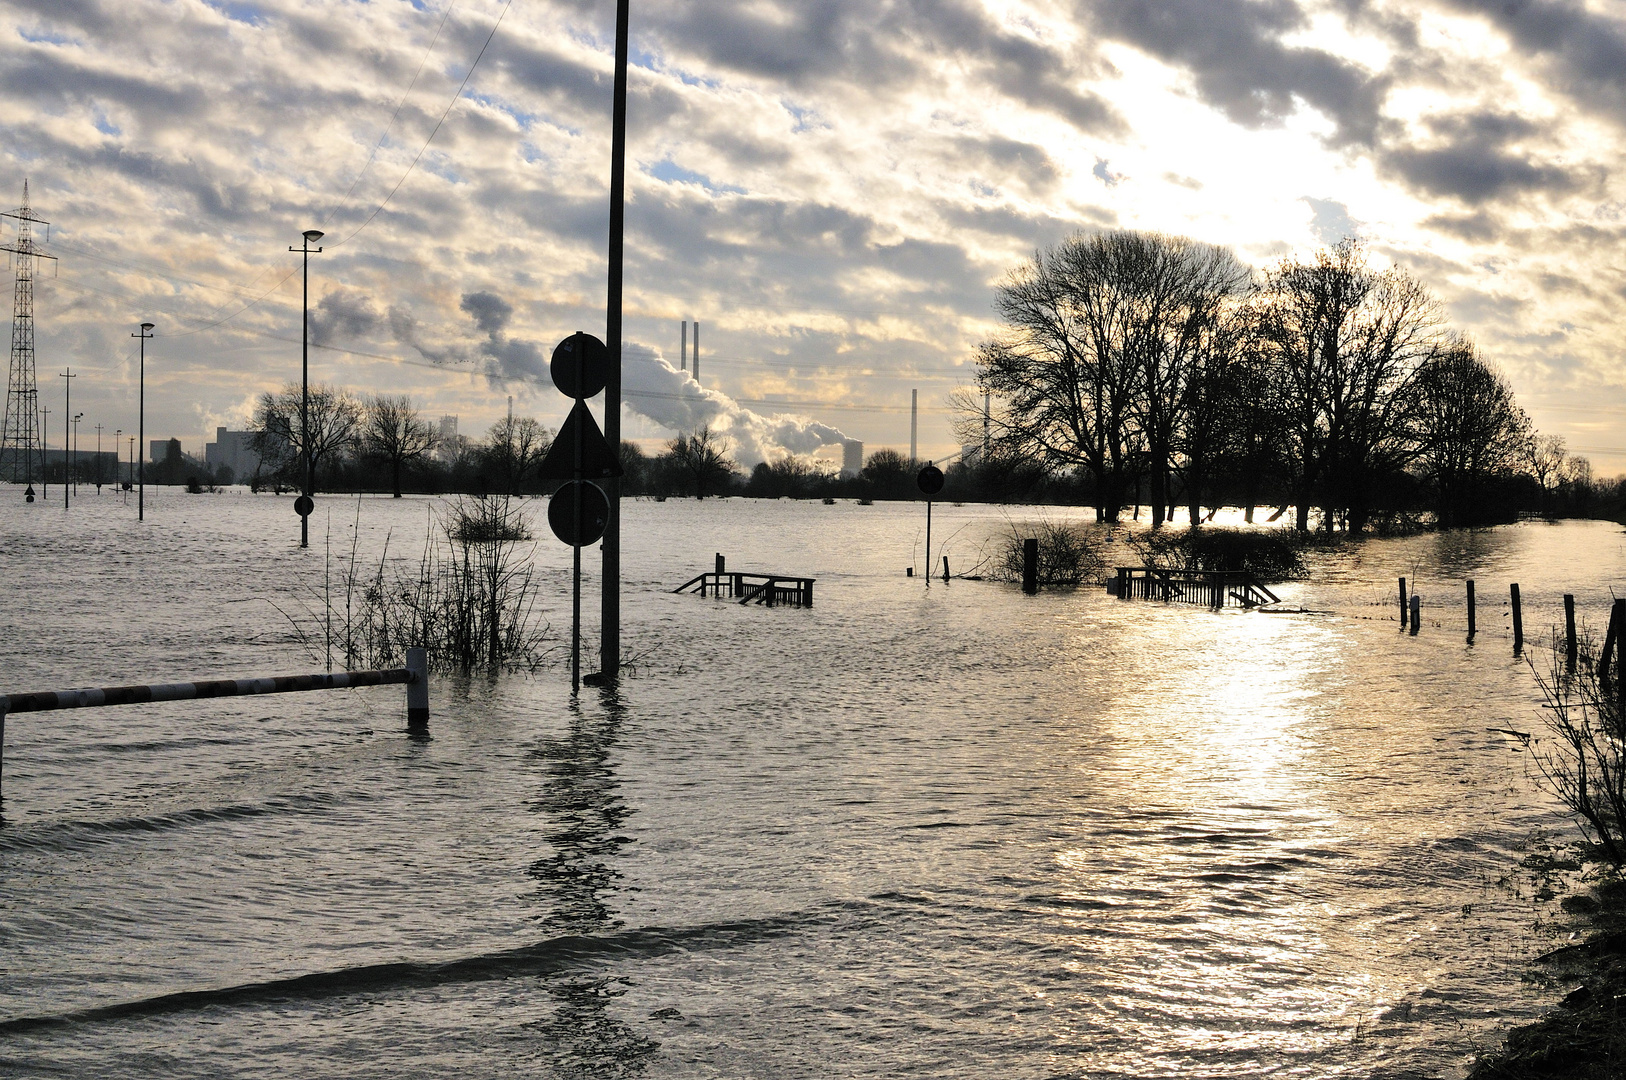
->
[2,0,1624,470]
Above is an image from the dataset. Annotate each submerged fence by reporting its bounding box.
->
[0,648,429,805]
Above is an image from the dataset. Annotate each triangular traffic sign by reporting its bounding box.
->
[536,399,623,480]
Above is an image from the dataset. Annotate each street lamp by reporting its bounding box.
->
[290,229,323,548]
[71,412,82,496]
[133,322,154,521]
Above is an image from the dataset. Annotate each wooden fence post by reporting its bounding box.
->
[1511,584,1523,655]
[1399,577,1408,625]
[406,647,429,735]
[1466,580,1476,642]
[1410,593,1421,636]
[1562,594,1576,668]
[1022,538,1038,595]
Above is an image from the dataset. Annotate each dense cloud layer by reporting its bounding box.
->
[0,0,1623,467]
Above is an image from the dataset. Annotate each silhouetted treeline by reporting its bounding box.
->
[960,231,1593,532]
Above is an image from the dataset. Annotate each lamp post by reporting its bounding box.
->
[290,229,323,548]
[127,435,135,500]
[71,412,81,497]
[133,322,153,521]
[95,423,103,493]
[40,405,49,500]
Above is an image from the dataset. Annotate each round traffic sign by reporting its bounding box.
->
[550,332,608,399]
[548,480,610,547]
[917,465,944,496]
[294,494,314,517]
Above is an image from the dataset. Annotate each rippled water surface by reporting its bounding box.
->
[2,488,1618,1078]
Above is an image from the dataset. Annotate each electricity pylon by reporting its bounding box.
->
[1,181,56,493]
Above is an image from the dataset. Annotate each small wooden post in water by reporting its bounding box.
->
[942,555,950,582]
[1466,580,1476,642]
[1599,600,1621,682]
[1565,594,1578,668]
[1399,577,1408,625]
[1409,593,1421,636]
[406,647,429,735]
[1511,583,1524,655]
[1022,538,1038,595]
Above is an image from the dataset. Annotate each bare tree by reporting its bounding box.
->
[249,382,363,493]
[1409,339,1531,526]
[1526,433,1567,516]
[481,415,551,495]
[363,395,437,498]
[963,230,1250,525]
[669,426,735,499]
[1259,241,1443,532]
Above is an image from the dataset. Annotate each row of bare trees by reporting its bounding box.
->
[963,233,1541,531]
[247,384,551,497]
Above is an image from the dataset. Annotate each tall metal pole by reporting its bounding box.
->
[94,423,102,492]
[59,368,73,509]
[910,388,918,462]
[291,230,324,548]
[70,412,81,496]
[133,323,153,520]
[600,0,629,682]
[39,404,48,499]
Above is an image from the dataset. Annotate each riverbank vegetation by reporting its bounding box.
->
[1468,632,1626,1077]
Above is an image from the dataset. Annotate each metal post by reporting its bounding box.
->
[925,499,932,584]
[599,0,629,683]
[406,647,429,734]
[910,389,918,462]
[59,367,72,509]
[1398,577,1407,626]
[133,323,152,520]
[1466,580,1476,642]
[291,231,324,548]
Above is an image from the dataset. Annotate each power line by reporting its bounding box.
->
[328,0,515,248]
[318,1,461,234]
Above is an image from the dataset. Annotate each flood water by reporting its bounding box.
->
[1,488,1617,1078]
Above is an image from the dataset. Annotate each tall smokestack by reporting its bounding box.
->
[693,321,700,385]
[910,389,918,463]
[681,321,687,372]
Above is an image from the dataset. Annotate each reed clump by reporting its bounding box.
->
[286,496,552,675]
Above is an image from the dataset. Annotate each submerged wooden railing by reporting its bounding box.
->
[1114,567,1278,609]
[674,555,814,608]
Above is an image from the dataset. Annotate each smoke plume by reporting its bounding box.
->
[623,345,847,466]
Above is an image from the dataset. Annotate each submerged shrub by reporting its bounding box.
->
[992,521,1106,586]
[283,496,553,676]
[1134,528,1307,582]
[1529,632,1626,867]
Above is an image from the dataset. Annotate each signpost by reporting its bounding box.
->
[917,464,944,584]
[539,331,621,693]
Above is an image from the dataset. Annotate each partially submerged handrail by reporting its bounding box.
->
[0,648,430,805]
